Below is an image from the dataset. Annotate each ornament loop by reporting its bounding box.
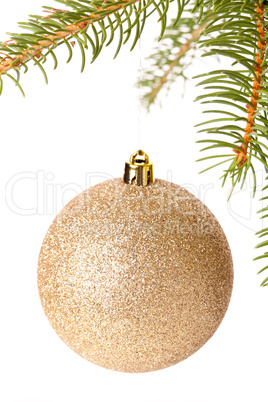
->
[124,150,154,186]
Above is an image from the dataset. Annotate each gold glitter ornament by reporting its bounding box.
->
[38,150,233,373]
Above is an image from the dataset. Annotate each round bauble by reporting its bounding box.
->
[38,177,233,373]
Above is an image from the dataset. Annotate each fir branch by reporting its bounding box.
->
[195,0,268,195]
[194,0,268,286]
[0,0,199,95]
[0,0,141,77]
[232,2,267,169]
[144,19,207,106]
[140,10,210,108]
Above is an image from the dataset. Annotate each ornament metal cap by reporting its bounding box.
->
[123,150,154,186]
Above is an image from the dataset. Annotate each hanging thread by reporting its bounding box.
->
[137,36,143,148]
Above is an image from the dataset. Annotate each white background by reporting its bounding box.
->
[0,1,267,401]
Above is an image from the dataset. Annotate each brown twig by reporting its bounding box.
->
[233,1,266,167]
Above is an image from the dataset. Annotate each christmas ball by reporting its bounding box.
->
[38,151,233,373]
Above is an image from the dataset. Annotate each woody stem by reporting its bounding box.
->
[233,1,266,167]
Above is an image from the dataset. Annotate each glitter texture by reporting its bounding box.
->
[38,178,233,373]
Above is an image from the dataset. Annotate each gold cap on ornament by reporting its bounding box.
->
[123,150,154,186]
